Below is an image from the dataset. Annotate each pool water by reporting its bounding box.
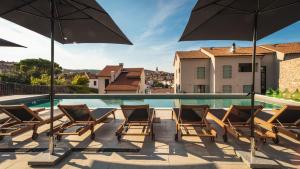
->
[26,98,281,109]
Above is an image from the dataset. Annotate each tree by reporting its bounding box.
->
[15,58,62,83]
[31,74,51,85]
[71,74,89,86]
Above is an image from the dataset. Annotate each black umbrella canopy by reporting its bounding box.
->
[0,0,132,45]
[180,0,300,41]
[0,38,25,47]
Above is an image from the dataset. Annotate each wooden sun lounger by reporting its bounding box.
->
[56,104,116,140]
[116,105,156,141]
[255,105,300,143]
[172,105,217,142]
[208,105,274,143]
[0,104,64,140]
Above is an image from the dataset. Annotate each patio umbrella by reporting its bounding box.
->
[0,38,25,47]
[180,0,300,158]
[0,0,132,155]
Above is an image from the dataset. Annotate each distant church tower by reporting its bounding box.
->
[156,67,159,72]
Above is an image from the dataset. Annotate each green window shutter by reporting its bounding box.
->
[243,85,252,93]
[223,65,232,79]
[223,85,232,93]
[197,67,205,79]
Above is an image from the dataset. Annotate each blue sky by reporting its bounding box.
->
[0,0,300,72]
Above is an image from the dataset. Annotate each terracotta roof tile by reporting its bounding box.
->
[260,42,300,54]
[202,46,273,57]
[98,65,122,77]
[105,68,143,91]
[176,50,209,59]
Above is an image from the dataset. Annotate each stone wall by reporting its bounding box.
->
[279,57,300,92]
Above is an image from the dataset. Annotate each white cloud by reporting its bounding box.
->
[139,0,189,40]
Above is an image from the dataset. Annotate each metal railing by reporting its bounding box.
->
[0,81,71,96]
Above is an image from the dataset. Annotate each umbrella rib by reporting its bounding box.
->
[0,0,39,16]
[213,2,253,14]
[193,0,252,14]
[53,0,66,43]
[69,0,108,15]
[58,7,89,19]
[181,0,239,41]
[63,0,129,43]
[260,0,281,11]
[21,0,49,18]
[261,0,300,14]
[16,9,49,19]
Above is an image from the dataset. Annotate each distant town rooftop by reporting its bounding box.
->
[105,68,144,91]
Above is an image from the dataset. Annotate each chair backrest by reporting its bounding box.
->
[58,104,93,122]
[223,105,263,123]
[0,104,42,122]
[268,105,300,124]
[121,105,150,122]
[179,105,209,122]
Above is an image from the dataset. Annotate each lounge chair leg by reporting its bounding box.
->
[56,135,62,141]
[175,124,179,141]
[112,112,116,119]
[117,133,121,142]
[90,125,95,140]
[210,136,215,142]
[32,125,39,140]
[151,124,155,141]
[222,134,228,142]
[272,135,279,144]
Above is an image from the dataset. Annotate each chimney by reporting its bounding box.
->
[230,43,236,53]
[119,63,124,68]
[110,71,115,82]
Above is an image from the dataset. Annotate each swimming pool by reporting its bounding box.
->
[26,98,281,109]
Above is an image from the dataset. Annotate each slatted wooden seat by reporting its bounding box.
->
[255,105,300,143]
[0,104,64,140]
[56,104,116,140]
[116,104,155,141]
[172,105,217,142]
[208,105,272,143]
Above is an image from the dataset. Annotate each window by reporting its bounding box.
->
[94,80,97,86]
[243,85,252,93]
[196,67,205,79]
[223,85,232,93]
[193,85,209,93]
[239,63,258,72]
[223,65,232,79]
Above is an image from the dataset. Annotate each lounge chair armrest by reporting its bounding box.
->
[207,112,225,128]
[254,117,276,132]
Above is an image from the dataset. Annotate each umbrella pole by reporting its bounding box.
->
[250,12,258,160]
[49,0,55,155]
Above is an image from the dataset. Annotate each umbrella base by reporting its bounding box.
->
[236,150,280,168]
[28,147,71,166]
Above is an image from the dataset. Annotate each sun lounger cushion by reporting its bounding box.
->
[0,106,37,121]
[90,108,115,120]
[126,108,153,121]
[275,109,300,124]
[255,111,274,121]
[173,108,202,122]
[208,109,227,120]
[61,106,91,121]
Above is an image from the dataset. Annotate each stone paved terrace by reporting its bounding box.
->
[0,109,299,169]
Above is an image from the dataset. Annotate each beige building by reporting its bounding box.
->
[174,42,300,94]
[98,63,145,94]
